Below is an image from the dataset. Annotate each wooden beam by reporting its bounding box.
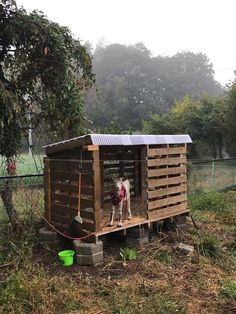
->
[93,149,102,232]
[83,145,99,151]
[148,203,189,221]
[44,158,51,222]
[141,146,148,213]
[148,194,187,210]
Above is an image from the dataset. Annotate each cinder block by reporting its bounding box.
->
[126,236,149,248]
[174,215,187,226]
[73,240,103,255]
[75,251,103,266]
[126,226,149,238]
[38,227,59,241]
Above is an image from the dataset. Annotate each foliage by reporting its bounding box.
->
[86,43,222,131]
[189,191,229,213]
[102,121,132,135]
[120,247,137,261]
[155,249,172,265]
[0,0,94,159]
[221,280,236,300]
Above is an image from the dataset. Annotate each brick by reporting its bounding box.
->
[75,251,103,266]
[73,240,103,255]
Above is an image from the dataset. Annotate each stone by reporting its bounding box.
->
[178,243,194,255]
[174,215,188,226]
[75,251,104,266]
[73,240,103,255]
[38,227,59,242]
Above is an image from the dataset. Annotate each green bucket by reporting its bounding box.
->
[58,250,75,266]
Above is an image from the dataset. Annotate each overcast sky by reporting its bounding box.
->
[17,0,236,86]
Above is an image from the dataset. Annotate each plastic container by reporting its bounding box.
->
[58,250,75,266]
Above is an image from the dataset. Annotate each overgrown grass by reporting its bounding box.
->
[189,191,230,213]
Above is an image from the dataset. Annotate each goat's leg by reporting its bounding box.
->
[127,197,131,220]
[118,202,123,227]
[109,205,115,226]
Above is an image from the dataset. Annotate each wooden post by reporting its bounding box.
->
[44,158,51,222]
[141,146,148,216]
[134,151,139,197]
[93,148,102,232]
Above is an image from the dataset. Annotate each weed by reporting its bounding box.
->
[155,250,172,265]
[221,280,236,300]
[189,191,229,213]
[199,234,220,258]
[120,247,137,261]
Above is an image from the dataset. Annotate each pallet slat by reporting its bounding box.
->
[148,175,187,188]
[148,194,187,210]
[148,185,187,199]
[148,167,186,178]
[148,157,186,167]
[148,203,189,221]
[148,147,186,157]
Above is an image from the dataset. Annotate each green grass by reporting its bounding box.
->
[0,153,44,176]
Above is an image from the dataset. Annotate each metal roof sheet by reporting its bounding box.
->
[44,134,192,154]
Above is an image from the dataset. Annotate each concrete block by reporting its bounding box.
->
[75,251,103,266]
[126,226,149,238]
[126,236,149,248]
[174,215,187,226]
[73,240,103,255]
[38,227,59,242]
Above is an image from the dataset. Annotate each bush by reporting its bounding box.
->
[189,191,229,213]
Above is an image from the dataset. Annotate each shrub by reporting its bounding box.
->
[155,250,172,265]
[189,191,229,213]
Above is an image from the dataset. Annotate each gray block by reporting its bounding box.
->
[126,226,149,238]
[126,236,149,248]
[75,251,103,266]
[174,215,187,225]
[38,227,59,241]
[73,240,103,255]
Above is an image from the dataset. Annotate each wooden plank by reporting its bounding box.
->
[51,203,78,215]
[93,149,102,231]
[51,213,72,224]
[148,185,187,199]
[141,146,148,210]
[148,194,187,210]
[148,157,186,167]
[82,220,96,232]
[83,145,99,151]
[148,203,189,221]
[51,182,79,193]
[80,198,94,208]
[148,146,186,157]
[134,152,139,197]
[80,209,95,220]
[148,166,186,178]
[51,192,78,205]
[80,185,94,196]
[44,158,51,222]
[148,174,187,188]
[51,172,81,182]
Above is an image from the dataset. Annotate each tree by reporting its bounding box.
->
[143,95,224,158]
[86,45,223,131]
[0,1,94,229]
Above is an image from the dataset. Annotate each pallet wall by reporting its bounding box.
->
[44,155,96,234]
[146,144,188,221]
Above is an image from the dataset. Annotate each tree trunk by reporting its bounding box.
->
[218,134,223,159]
[0,178,20,231]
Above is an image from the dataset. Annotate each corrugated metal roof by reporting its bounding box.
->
[44,134,192,154]
[90,134,192,145]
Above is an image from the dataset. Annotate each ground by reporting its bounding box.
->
[1,191,236,313]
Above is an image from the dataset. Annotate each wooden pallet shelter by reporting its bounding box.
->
[44,134,192,241]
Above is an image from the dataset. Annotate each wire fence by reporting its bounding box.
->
[1,158,236,222]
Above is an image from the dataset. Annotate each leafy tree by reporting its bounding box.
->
[0,0,94,229]
[223,81,236,155]
[143,95,224,158]
[86,45,223,131]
